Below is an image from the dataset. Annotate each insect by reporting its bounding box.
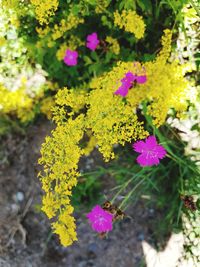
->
[102,201,125,221]
[180,195,197,211]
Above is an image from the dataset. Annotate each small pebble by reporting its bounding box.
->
[137,233,145,241]
[16,191,24,202]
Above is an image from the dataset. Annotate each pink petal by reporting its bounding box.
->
[86,205,102,220]
[86,42,99,51]
[132,140,146,153]
[136,153,160,167]
[87,32,98,42]
[145,136,158,149]
[155,145,167,159]
[136,75,147,84]
[114,84,129,97]
[63,50,78,66]
[92,219,113,233]
[86,32,99,51]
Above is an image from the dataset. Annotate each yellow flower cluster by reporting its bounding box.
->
[106,36,120,55]
[39,114,85,246]
[126,29,190,126]
[0,83,35,122]
[30,0,59,25]
[40,96,55,119]
[156,29,172,63]
[56,44,68,61]
[95,0,110,13]
[52,207,77,246]
[87,77,148,160]
[83,134,97,156]
[55,87,87,115]
[52,15,84,40]
[114,10,146,39]
[36,26,50,38]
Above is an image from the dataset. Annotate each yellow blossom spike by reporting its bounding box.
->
[114,10,146,39]
[30,0,59,25]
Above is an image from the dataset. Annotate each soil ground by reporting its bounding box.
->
[0,119,172,267]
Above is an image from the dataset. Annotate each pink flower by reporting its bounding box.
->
[135,75,147,84]
[86,32,100,51]
[114,71,147,97]
[86,205,114,233]
[63,49,78,66]
[115,72,136,97]
[132,136,167,167]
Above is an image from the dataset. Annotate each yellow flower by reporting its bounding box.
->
[114,10,146,39]
[40,96,55,119]
[39,115,85,246]
[95,0,110,13]
[0,83,34,122]
[83,134,97,156]
[106,36,120,55]
[52,14,84,41]
[30,0,59,25]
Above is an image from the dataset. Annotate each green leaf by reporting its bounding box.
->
[71,5,80,15]
[83,56,93,65]
[137,0,152,13]
[105,51,113,63]
[90,51,99,61]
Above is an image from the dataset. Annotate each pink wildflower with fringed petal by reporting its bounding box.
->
[86,32,100,51]
[63,49,78,66]
[86,205,113,233]
[132,136,167,167]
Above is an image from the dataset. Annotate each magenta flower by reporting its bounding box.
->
[135,75,147,84]
[63,49,78,66]
[115,72,136,97]
[86,32,100,51]
[132,136,167,167]
[114,71,147,97]
[86,205,114,233]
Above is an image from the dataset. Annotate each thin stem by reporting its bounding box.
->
[119,177,145,210]
[111,177,133,203]
[111,169,146,204]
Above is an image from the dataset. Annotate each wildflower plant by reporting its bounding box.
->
[2,0,199,252]
[38,27,196,246]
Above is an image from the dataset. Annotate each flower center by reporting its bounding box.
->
[146,150,158,158]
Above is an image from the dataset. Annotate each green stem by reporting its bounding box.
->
[111,177,132,203]
[119,177,145,210]
[111,169,146,204]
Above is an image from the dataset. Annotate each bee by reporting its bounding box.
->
[102,201,125,221]
[180,195,197,211]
